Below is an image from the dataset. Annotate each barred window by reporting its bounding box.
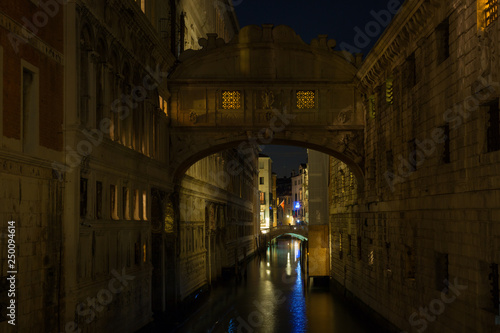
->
[296,90,315,109]
[222,90,241,109]
[386,78,394,105]
[485,0,499,27]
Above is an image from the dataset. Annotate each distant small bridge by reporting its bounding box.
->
[265,225,308,241]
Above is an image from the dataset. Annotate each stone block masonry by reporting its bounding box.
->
[330,1,500,332]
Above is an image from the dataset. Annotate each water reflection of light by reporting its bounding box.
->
[289,240,307,333]
[286,252,292,276]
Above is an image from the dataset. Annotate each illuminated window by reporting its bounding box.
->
[296,90,315,109]
[222,90,241,109]
[159,95,168,116]
[485,0,499,27]
[143,243,147,263]
[386,78,393,105]
[260,192,265,204]
[142,190,147,220]
[368,250,374,266]
[135,0,145,13]
[133,189,140,220]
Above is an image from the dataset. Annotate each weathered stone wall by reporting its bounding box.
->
[179,148,258,300]
[330,1,500,332]
[0,157,63,333]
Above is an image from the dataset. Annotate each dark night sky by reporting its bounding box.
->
[234,0,401,177]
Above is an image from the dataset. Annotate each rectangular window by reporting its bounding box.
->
[142,190,147,220]
[436,17,450,64]
[407,53,417,87]
[259,177,264,185]
[296,90,315,109]
[110,185,118,220]
[347,235,352,255]
[442,124,451,163]
[490,263,499,310]
[159,95,168,116]
[95,181,102,219]
[487,99,500,152]
[80,178,88,218]
[260,192,265,204]
[485,0,499,28]
[222,90,241,109]
[123,187,130,220]
[22,67,38,153]
[406,246,416,279]
[408,139,417,171]
[435,252,449,291]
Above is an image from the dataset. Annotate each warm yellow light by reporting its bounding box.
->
[485,0,499,27]
[222,91,241,109]
[296,90,315,109]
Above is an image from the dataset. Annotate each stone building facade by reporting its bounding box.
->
[258,154,273,230]
[329,1,500,332]
[178,147,258,299]
[0,1,64,332]
[1,0,243,332]
[292,164,308,225]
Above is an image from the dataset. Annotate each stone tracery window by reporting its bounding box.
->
[296,90,315,109]
[222,90,241,109]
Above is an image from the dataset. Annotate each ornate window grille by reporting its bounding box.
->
[222,90,241,109]
[485,0,499,27]
[296,90,315,109]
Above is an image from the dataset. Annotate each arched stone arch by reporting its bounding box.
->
[169,133,364,192]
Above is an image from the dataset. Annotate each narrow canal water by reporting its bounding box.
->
[169,238,385,333]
